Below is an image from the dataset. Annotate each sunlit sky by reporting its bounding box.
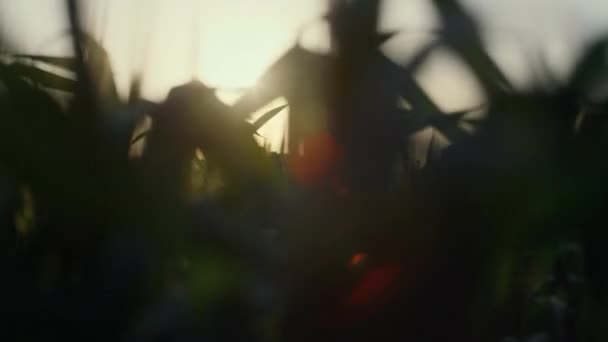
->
[1,0,607,150]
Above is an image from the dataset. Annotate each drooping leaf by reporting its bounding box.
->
[7,62,76,92]
[431,112,471,143]
[130,129,151,145]
[431,0,513,94]
[12,54,77,71]
[569,37,608,102]
[252,104,288,132]
[402,39,441,74]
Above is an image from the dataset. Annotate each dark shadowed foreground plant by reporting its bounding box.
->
[1,0,608,341]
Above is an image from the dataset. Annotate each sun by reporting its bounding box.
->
[192,21,305,152]
[194,30,291,152]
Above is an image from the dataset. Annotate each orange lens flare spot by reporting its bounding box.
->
[350,253,366,266]
[348,265,401,307]
[288,133,340,186]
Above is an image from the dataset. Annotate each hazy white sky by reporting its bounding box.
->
[2,0,607,95]
[1,0,607,149]
[0,0,608,97]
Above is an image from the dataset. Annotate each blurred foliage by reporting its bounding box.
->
[1,0,608,341]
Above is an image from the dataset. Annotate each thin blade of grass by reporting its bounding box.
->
[8,62,76,92]
[252,104,288,132]
[12,55,77,70]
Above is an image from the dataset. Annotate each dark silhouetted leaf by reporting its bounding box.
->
[13,54,77,70]
[252,104,288,132]
[8,62,75,91]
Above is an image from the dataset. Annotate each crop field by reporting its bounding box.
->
[1,0,607,341]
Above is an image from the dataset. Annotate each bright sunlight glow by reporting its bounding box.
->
[2,0,608,152]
